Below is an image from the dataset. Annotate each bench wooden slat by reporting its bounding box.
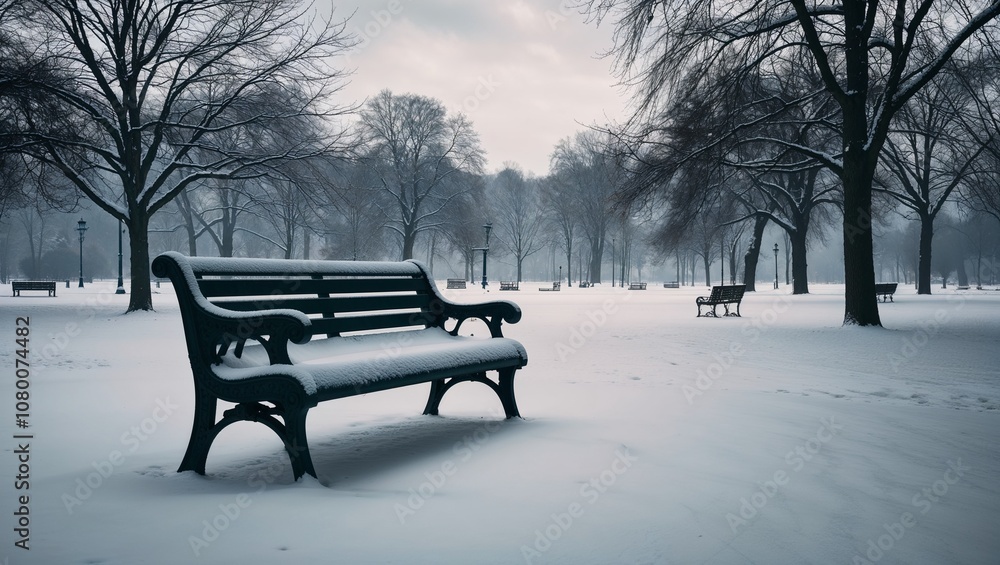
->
[309,311,436,335]
[197,277,427,297]
[214,294,432,315]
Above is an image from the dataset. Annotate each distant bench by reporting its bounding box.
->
[578,281,591,288]
[696,284,746,317]
[446,278,467,289]
[875,282,898,302]
[500,281,519,291]
[629,282,647,290]
[663,282,679,288]
[539,282,561,292]
[12,281,57,297]
[152,252,528,481]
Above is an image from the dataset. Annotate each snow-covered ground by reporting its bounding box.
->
[3,280,998,564]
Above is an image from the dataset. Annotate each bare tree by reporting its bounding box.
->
[587,0,1000,326]
[489,166,546,282]
[551,131,619,284]
[877,65,991,294]
[438,180,490,281]
[358,90,484,260]
[320,159,390,260]
[8,0,352,311]
[540,172,579,286]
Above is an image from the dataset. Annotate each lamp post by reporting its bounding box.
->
[480,223,492,289]
[773,243,779,290]
[611,238,615,287]
[77,218,88,288]
[116,218,126,294]
[559,265,562,285]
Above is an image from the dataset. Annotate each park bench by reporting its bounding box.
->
[579,281,591,288]
[446,278,467,289]
[12,281,57,297]
[875,282,898,302]
[151,252,528,481]
[696,284,746,317]
[629,282,647,290]
[663,282,679,289]
[499,281,519,291]
[538,282,561,292]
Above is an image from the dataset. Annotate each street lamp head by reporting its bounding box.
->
[78,218,88,233]
[773,243,779,256]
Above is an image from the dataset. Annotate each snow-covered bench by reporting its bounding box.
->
[12,280,57,296]
[875,282,898,302]
[152,252,528,481]
[696,284,746,317]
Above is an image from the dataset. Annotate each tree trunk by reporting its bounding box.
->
[917,215,933,294]
[790,230,809,294]
[177,191,198,256]
[127,213,153,312]
[702,253,711,287]
[589,239,604,284]
[402,227,416,260]
[841,158,881,326]
[743,215,768,291]
[957,258,969,287]
[565,248,572,286]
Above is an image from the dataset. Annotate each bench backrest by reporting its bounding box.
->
[710,284,746,302]
[153,252,445,343]
[874,282,897,293]
[13,281,56,288]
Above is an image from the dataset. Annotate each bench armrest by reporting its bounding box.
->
[439,300,522,338]
[195,303,312,365]
[153,252,312,366]
[407,260,521,338]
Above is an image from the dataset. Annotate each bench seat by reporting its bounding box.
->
[214,327,526,400]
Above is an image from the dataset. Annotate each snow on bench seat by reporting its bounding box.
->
[214,327,527,398]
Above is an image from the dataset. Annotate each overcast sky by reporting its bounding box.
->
[328,0,629,177]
